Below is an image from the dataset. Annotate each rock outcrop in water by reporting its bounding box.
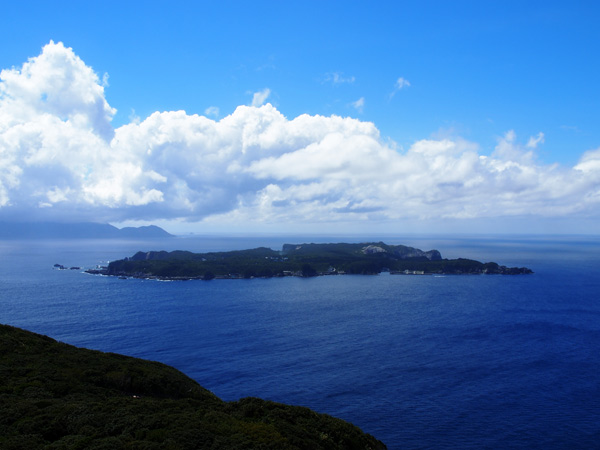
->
[0,324,386,449]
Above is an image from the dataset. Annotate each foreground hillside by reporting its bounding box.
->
[99,242,532,280]
[0,324,386,450]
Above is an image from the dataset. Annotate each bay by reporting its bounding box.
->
[1,235,599,449]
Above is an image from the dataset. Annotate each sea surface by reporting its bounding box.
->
[1,234,599,449]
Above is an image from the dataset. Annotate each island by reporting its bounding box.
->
[0,324,386,449]
[87,242,533,280]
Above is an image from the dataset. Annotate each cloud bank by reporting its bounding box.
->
[1,42,599,229]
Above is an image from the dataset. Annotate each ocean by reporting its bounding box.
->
[1,235,599,449]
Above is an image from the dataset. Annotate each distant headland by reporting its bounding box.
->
[0,221,173,239]
[87,242,533,280]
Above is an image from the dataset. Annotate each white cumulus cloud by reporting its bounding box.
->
[1,42,599,229]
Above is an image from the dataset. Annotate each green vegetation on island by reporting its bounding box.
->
[0,324,386,449]
[90,242,533,280]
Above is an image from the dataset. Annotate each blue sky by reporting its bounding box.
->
[0,1,599,234]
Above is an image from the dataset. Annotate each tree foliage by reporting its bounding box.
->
[0,324,386,449]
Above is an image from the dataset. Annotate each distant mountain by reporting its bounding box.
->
[0,222,173,239]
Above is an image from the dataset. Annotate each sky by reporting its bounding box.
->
[0,1,599,235]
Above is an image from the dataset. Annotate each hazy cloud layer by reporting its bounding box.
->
[1,42,599,226]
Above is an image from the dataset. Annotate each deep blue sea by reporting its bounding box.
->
[1,235,600,449]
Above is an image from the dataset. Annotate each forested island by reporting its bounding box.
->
[0,324,385,449]
[87,242,532,280]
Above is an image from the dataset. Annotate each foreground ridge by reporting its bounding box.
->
[0,324,386,449]
[88,242,533,280]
